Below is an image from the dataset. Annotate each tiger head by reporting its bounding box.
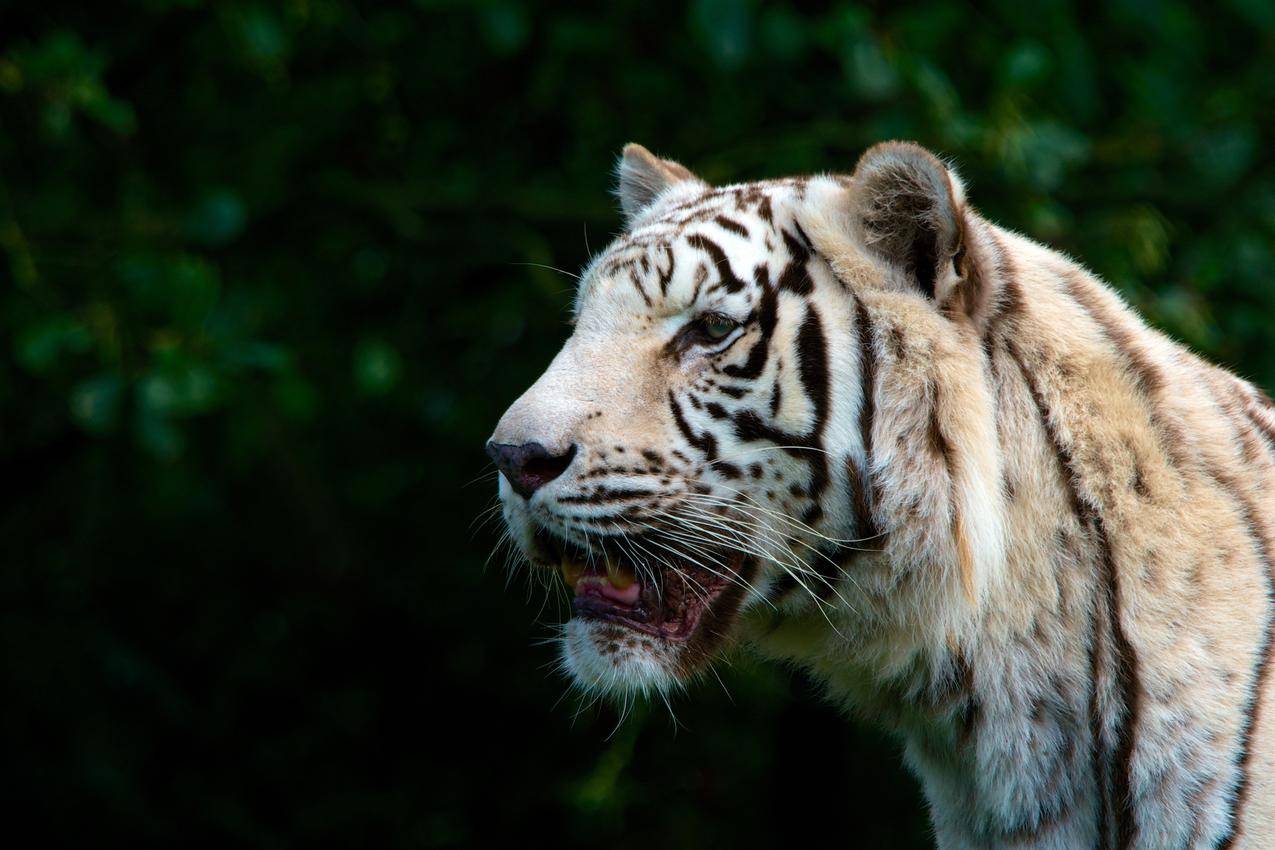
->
[486,142,1007,699]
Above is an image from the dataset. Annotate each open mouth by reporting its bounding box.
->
[536,529,747,641]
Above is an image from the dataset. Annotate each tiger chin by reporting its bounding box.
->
[486,141,1275,848]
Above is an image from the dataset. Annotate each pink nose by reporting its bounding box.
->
[484,441,577,499]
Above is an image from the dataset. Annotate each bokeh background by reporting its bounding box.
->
[6,1,1275,846]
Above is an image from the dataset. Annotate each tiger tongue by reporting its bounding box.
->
[573,573,642,605]
[561,554,642,604]
[602,557,641,603]
[598,577,641,605]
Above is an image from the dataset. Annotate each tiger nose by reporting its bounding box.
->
[485,441,578,499]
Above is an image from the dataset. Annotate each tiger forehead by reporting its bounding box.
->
[580,178,811,314]
[633,176,805,239]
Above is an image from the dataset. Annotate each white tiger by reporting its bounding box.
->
[485,141,1275,848]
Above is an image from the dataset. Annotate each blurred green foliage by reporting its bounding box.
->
[5,1,1275,847]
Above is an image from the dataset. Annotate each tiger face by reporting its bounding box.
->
[487,143,1003,699]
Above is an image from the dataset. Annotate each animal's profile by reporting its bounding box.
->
[484,141,1275,848]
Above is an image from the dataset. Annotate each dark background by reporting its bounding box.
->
[6,1,1275,847]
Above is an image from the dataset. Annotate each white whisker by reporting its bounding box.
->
[508,260,580,280]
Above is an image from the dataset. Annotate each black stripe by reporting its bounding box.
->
[854,296,880,540]
[1203,389,1275,847]
[559,487,657,504]
[777,228,813,294]
[1214,465,1274,849]
[1063,271,1188,470]
[981,229,1021,357]
[791,220,813,252]
[756,195,773,225]
[1006,341,1136,849]
[629,269,652,307]
[845,457,878,547]
[657,244,675,295]
[794,306,830,501]
[795,307,829,437]
[1209,374,1275,465]
[1239,390,1275,460]
[1090,586,1112,850]
[690,262,707,303]
[713,215,749,239]
[722,267,777,379]
[668,391,717,460]
[1244,409,1275,459]
[713,461,742,479]
[1106,515,1139,850]
[686,233,747,293]
[928,382,954,471]
[729,416,808,460]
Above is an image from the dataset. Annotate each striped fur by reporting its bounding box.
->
[487,142,1275,848]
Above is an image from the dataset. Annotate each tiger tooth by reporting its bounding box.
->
[561,556,584,588]
[606,556,635,590]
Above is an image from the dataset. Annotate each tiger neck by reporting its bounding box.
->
[740,218,1128,838]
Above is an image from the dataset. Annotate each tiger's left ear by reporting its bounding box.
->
[849,142,975,313]
[615,143,703,224]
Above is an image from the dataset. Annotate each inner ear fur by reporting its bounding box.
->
[615,143,702,223]
[850,142,969,303]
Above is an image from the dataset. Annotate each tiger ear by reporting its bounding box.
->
[849,141,970,306]
[615,143,702,223]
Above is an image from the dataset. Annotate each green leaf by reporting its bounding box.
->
[354,339,402,396]
[14,316,92,374]
[69,374,124,434]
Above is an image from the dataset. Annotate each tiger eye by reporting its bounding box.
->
[703,316,736,339]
